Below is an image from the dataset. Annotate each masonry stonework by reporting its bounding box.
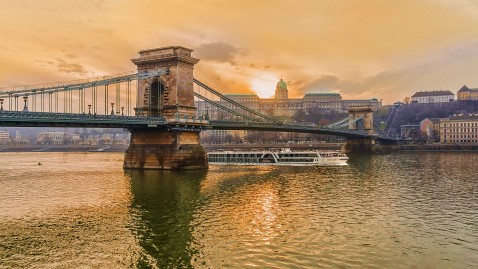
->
[124,46,208,170]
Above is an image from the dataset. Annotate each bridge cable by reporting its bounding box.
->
[193,78,282,124]
[194,92,260,122]
[373,122,389,137]
[323,116,354,128]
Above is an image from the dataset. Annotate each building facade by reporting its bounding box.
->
[0,129,9,144]
[439,114,478,144]
[37,131,69,145]
[400,124,420,139]
[457,85,478,101]
[411,90,455,103]
[420,118,439,139]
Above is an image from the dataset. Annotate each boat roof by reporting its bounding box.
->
[207,149,341,153]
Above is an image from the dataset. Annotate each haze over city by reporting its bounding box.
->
[1,0,478,104]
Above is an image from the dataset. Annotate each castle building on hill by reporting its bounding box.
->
[196,78,381,119]
[411,90,455,103]
[457,85,478,101]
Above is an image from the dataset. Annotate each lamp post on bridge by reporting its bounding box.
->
[0,99,3,110]
[88,105,92,115]
[22,96,29,112]
[110,103,115,115]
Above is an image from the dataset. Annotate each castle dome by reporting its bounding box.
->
[276,79,287,90]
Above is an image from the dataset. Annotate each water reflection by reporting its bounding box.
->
[125,169,207,268]
[1,152,476,268]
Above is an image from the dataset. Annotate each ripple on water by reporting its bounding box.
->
[0,152,477,268]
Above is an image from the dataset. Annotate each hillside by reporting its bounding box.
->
[378,101,478,135]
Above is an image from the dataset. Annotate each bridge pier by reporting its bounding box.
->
[342,137,382,154]
[124,129,207,170]
[124,46,208,170]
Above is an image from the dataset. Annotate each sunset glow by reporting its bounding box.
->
[1,0,478,104]
[250,73,279,98]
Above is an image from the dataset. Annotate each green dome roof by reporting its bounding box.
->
[276,79,287,90]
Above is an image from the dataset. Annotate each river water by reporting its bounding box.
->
[0,152,477,268]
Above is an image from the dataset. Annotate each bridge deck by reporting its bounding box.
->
[0,111,399,142]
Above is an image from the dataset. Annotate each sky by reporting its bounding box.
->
[1,0,478,104]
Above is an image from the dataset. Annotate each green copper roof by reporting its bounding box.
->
[276,79,287,90]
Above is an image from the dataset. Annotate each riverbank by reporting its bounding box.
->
[382,143,478,151]
[0,145,128,152]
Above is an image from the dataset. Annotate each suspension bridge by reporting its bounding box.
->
[0,46,397,169]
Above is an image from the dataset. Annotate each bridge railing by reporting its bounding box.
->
[0,110,166,123]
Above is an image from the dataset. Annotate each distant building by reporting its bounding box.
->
[71,134,82,145]
[197,78,381,141]
[457,85,478,101]
[439,114,478,144]
[0,129,10,144]
[0,129,9,140]
[420,118,439,139]
[13,130,30,145]
[36,131,68,145]
[196,78,382,119]
[400,124,420,139]
[85,134,101,145]
[411,90,454,103]
[201,129,247,143]
[342,98,381,111]
[302,93,343,109]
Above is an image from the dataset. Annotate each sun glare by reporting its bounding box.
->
[250,73,279,98]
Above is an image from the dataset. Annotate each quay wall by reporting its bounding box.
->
[381,144,478,151]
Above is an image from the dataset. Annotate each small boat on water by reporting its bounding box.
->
[88,147,111,152]
[207,148,349,166]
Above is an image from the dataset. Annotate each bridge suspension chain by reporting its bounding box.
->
[0,70,166,96]
[323,116,354,129]
[324,115,365,129]
[194,92,260,122]
[193,78,282,124]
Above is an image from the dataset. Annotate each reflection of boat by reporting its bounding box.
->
[207,148,349,166]
[89,147,111,152]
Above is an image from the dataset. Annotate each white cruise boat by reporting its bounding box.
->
[207,148,348,166]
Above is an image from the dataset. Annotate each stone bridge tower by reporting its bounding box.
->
[348,106,374,135]
[343,106,380,153]
[132,46,198,119]
[123,46,208,170]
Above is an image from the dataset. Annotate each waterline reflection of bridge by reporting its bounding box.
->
[0,46,398,169]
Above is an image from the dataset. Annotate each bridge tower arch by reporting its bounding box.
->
[124,46,208,170]
[348,106,375,135]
